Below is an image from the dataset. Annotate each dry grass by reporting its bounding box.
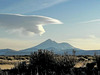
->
[0,64,14,70]
[0,59,29,70]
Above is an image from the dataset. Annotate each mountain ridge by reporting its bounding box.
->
[0,39,99,55]
[34,39,75,50]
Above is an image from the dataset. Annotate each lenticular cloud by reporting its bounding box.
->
[0,14,62,36]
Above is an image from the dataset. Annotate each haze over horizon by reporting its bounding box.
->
[0,0,100,50]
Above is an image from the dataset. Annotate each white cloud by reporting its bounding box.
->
[0,14,62,36]
[80,19,100,24]
[88,35,96,39]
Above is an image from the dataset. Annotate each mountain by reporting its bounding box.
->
[20,39,75,54]
[0,39,100,55]
[0,49,17,55]
[34,39,74,50]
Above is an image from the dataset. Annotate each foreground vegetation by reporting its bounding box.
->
[0,50,99,75]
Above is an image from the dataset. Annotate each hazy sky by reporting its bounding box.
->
[0,0,100,50]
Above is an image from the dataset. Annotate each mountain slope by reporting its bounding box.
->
[0,39,100,55]
[18,39,75,54]
[0,49,17,55]
[34,39,74,50]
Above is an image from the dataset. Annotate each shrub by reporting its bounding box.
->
[29,49,77,75]
[55,55,77,74]
[96,56,100,70]
[11,61,28,75]
[29,50,56,75]
[9,49,77,75]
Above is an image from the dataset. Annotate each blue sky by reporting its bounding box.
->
[0,0,100,50]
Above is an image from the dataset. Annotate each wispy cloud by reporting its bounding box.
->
[80,19,100,24]
[0,14,62,36]
[1,0,68,14]
[66,35,100,50]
